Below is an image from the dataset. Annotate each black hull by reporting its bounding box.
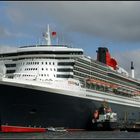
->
[0,82,140,131]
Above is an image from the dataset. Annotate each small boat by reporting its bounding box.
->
[91,101,119,131]
[47,127,67,132]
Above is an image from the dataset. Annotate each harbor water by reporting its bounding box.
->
[0,131,140,139]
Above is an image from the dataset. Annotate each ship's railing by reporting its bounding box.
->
[4,76,82,92]
[74,73,140,98]
[74,59,140,93]
[85,78,140,97]
[107,69,140,84]
[19,44,68,48]
[85,87,140,102]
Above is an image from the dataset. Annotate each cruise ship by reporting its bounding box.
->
[0,25,140,132]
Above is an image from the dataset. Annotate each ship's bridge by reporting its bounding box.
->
[9,44,83,82]
[18,45,83,55]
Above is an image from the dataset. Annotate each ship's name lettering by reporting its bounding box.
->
[68,81,79,86]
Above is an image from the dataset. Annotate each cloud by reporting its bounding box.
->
[0,45,17,53]
[114,49,140,79]
[6,8,24,24]
[0,26,31,39]
[5,1,140,43]
[0,27,11,38]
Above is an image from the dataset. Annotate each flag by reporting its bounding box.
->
[51,31,57,37]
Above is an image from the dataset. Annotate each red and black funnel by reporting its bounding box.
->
[97,47,118,70]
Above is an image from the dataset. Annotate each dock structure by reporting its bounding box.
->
[120,122,140,132]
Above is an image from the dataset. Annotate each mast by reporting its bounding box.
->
[43,24,51,45]
[131,61,135,78]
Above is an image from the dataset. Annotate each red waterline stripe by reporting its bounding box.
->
[1,125,86,132]
[1,125,47,133]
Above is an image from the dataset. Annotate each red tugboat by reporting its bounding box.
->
[91,101,119,131]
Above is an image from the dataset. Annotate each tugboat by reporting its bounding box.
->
[91,101,119,131]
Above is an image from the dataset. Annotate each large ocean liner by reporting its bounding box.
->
[0,25,140,132]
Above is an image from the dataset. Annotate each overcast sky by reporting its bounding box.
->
[1,1,140,78]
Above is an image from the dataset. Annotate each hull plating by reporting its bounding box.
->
[0,83,140,130]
